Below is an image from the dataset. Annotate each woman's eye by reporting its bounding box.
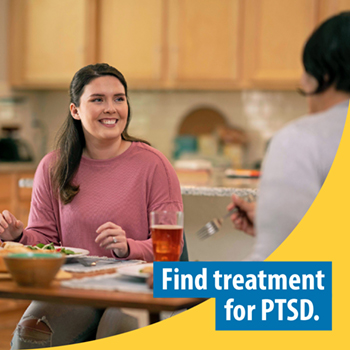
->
[91,98,102,102]
[116,97,125,102]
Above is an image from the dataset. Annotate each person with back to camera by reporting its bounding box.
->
[228,12,350,260]
[0,63,183,348]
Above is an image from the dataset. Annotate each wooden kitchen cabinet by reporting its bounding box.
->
[242,0,350,89]
[8,0,350,90]
[97,0,243,89]
[9,0,243,90]
[167,0,243,89]
[243,0,319,89]
[8,0,96,89]
[97,0,166,88]
[0,171,34,227]
[96,0,350,89]
[0,174,16,214]
[318,0,350,22]
[17,171,35,226]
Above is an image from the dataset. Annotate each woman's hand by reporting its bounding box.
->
[227,195,256,236]
[0,210,24,241]
[95,222,129,258]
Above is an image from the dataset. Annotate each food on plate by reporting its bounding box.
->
[0,242,56,272]
[26,243,76,255]
[1,242,30,252]
[0,244,31,272]
[0,243,80,272]
[1,242,78,257]
[140,265,153,274]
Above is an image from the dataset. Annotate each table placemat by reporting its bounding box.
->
[61,272,152,294]
[61,258,145,273]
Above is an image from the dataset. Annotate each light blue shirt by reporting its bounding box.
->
[250,100,348,261]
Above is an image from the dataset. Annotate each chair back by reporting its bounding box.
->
[179,231,189,261]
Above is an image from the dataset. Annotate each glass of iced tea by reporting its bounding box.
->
[150,211,184,261]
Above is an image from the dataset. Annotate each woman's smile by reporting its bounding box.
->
[99,118,119,127]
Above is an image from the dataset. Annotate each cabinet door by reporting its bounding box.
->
[17,172,34,226]
[318,0,350,23]
[243,0,318,89]
[17,201,31,227]
[0,174,15,214]
[9,0,96,89]
[0,174,12,203]
[0,200,12,215]
[97,0,165,89]
[167,0,243,89]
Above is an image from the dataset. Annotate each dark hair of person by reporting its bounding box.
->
[301,11,350,95]
[51,63,150,205]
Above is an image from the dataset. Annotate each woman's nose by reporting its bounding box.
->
[104,101,117,113]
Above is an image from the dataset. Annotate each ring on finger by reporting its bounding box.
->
[112,237,118,244]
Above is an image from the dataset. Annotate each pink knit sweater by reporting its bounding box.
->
[19,142,183,261]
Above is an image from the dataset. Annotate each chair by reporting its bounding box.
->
[179,231,189,261]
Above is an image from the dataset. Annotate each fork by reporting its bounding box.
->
[78,260,97,267]
[66,257,98,267]
[196,207,239,239]
[67,257,117,267]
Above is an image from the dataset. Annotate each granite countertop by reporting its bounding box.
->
[181,185,257,198]
[180,177,258,198]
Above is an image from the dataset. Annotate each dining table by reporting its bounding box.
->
[0,263,204,324]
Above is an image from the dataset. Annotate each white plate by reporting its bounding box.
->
[118,263,153,279]
[26,245,89,258]
[56,247,90,258]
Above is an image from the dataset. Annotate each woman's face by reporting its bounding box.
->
[70,75,128,145]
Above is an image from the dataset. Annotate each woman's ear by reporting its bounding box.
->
[70,103,80,120]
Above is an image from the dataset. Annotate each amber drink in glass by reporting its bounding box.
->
[150,211,183,261]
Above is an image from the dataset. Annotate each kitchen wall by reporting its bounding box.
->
[0,0,308,167]
[29,89,307,167]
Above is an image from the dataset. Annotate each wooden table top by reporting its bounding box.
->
[0,279,204,313]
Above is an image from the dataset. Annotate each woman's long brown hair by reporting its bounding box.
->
[51,63,150,204]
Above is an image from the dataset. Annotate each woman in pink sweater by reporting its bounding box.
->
[0,63,183,348]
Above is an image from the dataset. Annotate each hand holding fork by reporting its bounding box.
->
[196,194,256,239]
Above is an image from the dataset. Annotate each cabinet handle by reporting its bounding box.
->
[18,178,34,188]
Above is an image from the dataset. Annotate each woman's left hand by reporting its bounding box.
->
[95,222,129,258]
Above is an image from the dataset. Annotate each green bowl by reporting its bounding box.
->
[4,252,66,287]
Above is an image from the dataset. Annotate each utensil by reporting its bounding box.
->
[66,257,118,267]
[76,259,97,267]
[196,207,239,240]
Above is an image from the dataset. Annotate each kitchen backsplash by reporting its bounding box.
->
[0,89,307,167]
